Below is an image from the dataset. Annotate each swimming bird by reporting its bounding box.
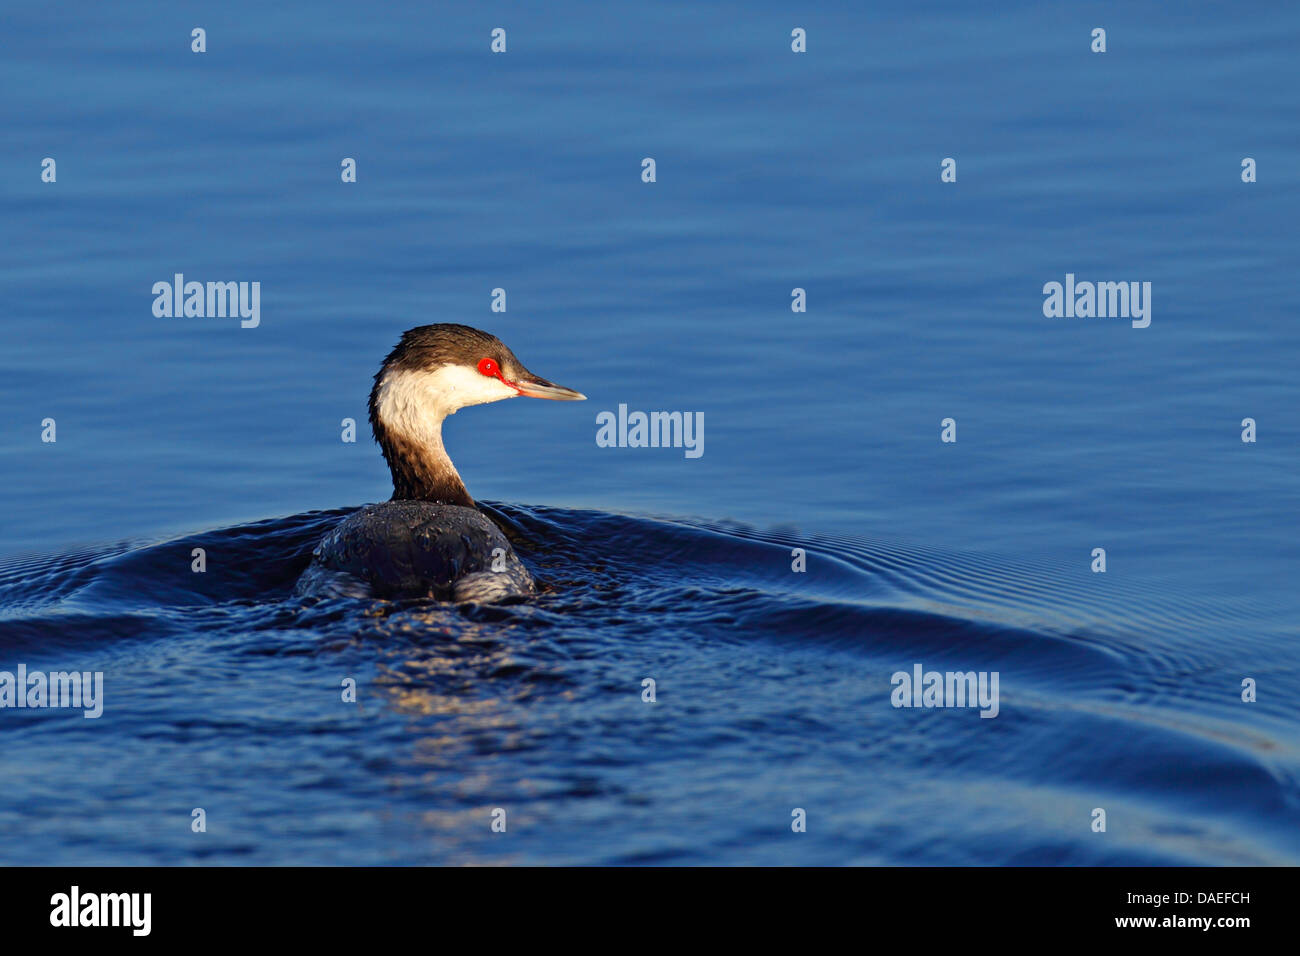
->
[297,324,584,602]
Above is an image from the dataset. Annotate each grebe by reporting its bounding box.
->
[297,324,584,603]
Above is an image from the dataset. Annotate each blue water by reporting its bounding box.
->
[1,0,1297,864]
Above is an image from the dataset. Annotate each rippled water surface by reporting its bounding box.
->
[1,0,1298,864]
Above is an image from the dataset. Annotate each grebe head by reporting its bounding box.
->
[368,323,585,507]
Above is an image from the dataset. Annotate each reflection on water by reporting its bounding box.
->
[4,504,1295,865]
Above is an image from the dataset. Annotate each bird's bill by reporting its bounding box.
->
[512,374,586,401]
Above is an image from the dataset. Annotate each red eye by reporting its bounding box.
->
[477,357,498,377]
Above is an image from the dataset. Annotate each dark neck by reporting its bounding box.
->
[384,433,474,506]
[372,421,474,508]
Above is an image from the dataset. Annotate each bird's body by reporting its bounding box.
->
[296,324,584,603]
[301,500,535,602]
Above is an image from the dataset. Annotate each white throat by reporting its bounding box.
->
[374,365,517,451]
